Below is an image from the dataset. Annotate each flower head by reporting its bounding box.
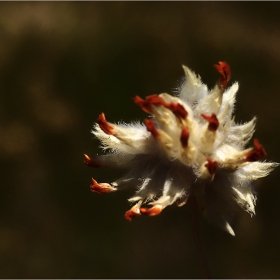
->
[84,62,278,236]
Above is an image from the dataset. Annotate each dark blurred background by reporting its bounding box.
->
[0,2,280,278]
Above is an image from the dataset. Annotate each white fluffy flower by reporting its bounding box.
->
[84,62,278,236]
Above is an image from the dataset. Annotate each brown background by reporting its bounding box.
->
[0,2,279,278]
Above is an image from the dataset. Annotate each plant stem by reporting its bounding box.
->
[189,196,212,279]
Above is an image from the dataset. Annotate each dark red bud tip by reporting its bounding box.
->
[90,178,116,194]
[97,113,114,135]
[144,119,159,139]
[140,205,163,216]
[205,158,218,175]
[84,154,103,168]
[133,95,150,113]
[214,61,231,89]
[180,126,189,148]
[201,113,219,131]
[134,94,167,113]
[146,94,168,106]
[124,205,141,221]
[166,102,188,120]
[244,139,267,162]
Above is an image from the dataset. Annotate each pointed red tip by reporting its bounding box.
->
[84,154,103,168]
[205,158,218,175]
[133,95,150,113]
[180,126,189,148]
[244,139,267,162]
[166,102,188,120]
[144,119,159,139]
[140,205,163,216]
[201,113,219,131]
[134,94,168,113]
[146,94,167,106]
[97,113,114,135]
[214,61,231,89]
[90,178,116,194]
[124,205,141,221]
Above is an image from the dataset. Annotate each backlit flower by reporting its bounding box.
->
[84,62,278,235]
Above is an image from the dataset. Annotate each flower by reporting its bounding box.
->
[84,62,278,236]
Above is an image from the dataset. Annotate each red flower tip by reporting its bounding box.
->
[84,154,103,168]
[97,113,114,135]
[205,158,218,175]
[244,139,267,162]
[214,61,231,89]
[201,113,219,131]
[134,94,167,113]
[144,119,159,139]
[166,102,188,120]
[134,94,188,121]
[124,205,141,221]
[133,95,150,113]
[145,94,168,106]
[140,205,163,216]
[180,126,190,148]
[90,178,116,194]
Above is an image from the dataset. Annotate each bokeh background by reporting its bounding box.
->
[0,2,280,278]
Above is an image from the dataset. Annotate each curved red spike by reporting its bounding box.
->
[90,178,116,194]
[140,205,163,216]
[97,113,114,135]
[133,95,150,113]
[166,102,188,120]
[244,139,267,162]
[201,113,219,131]
[84,154,103,168]
[214,61,231,89]
[134,94,167,113]
[146,94,167,106]
[144,119,159,139]
[124,205,141,221]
